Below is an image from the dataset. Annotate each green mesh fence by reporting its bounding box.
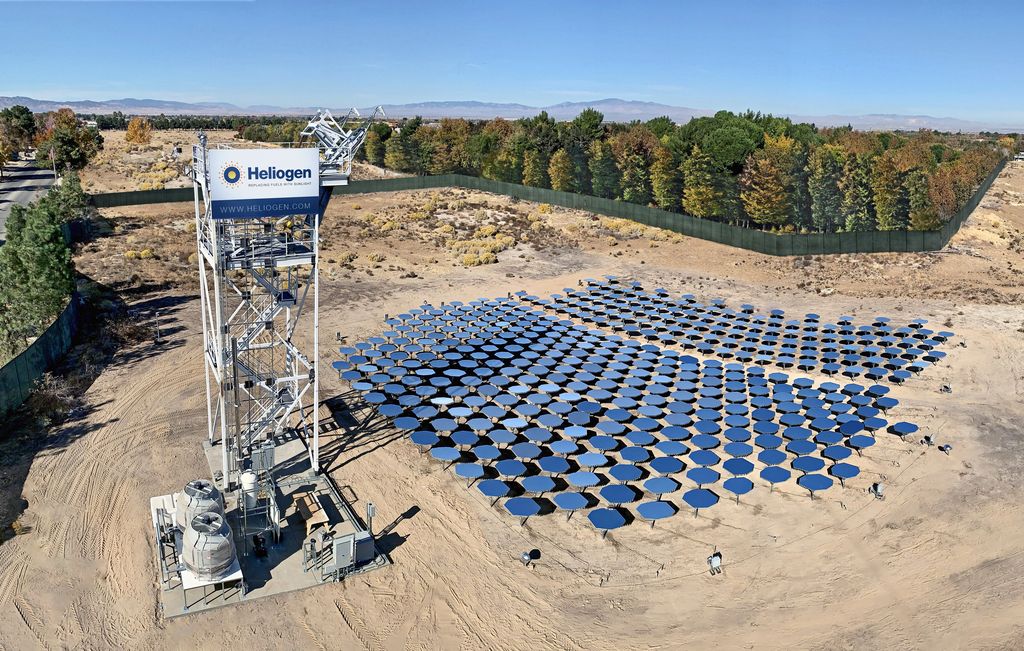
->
[0,297,79,416]
[87,157,1007,256]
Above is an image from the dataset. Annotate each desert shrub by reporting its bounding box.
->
[24,372,80,422]
[460,252,498,266]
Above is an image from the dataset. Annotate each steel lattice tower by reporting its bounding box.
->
[190,107,382,487]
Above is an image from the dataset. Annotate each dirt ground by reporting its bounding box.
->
[2,161,1024,650]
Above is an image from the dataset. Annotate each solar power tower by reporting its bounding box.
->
[190,107,383,488]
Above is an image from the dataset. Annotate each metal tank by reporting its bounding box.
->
[181,511,237,580]
[174,479,224,531]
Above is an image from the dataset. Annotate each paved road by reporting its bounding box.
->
[0,161,56,243]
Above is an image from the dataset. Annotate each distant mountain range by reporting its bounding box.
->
[0,95,1017,132]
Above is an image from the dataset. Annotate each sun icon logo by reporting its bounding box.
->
[220,162,242,186]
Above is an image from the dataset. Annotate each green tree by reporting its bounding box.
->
[644,116,676,139]
[522,149,550,188]
[548,148,575,192]
[841,155,876,232]
[35,108,102,171]
[588,140,620,199]
[682,145,726,218]
[650,145,682,210]
[0,193,75,353]
[49,171,89,223]
[559,109,604,193]
[907,169,941,230]
[0,105,36,152]
[872,153,910,230]
[364,129,386,167]
[620,153,651,205]
[807,144,847,232]
[384,117,422,173]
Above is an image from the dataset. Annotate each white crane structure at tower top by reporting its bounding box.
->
[300,106,386,183]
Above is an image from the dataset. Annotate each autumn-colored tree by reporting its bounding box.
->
[808,144,847,232]
[739,134,804,228]
[650,145,682,211]
[841,155,875,232]
[125,116,153,145]
[425,118,472,174]
[588,140,620,199]
[548,148,575,192]
[740,152,790,227]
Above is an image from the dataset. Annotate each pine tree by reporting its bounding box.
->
[522,149,550,188]
[620,153,651,205]
[872,153,910,230]
[682,146,723,218]
[364,130,386,167]
[841,156,876,232]
[650,145,682,211]
[548,149,575,192]
[588,141,620,199]
[808,144,847,232]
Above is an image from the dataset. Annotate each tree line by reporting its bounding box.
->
[354,110,1011,233]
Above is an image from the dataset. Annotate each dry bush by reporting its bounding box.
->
[449,234,515,255]
[24,372,81,422]
[460,252,498,266]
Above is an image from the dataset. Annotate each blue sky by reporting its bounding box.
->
[2,0,1023,125]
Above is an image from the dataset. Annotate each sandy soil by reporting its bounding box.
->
[2,162,1024,649]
